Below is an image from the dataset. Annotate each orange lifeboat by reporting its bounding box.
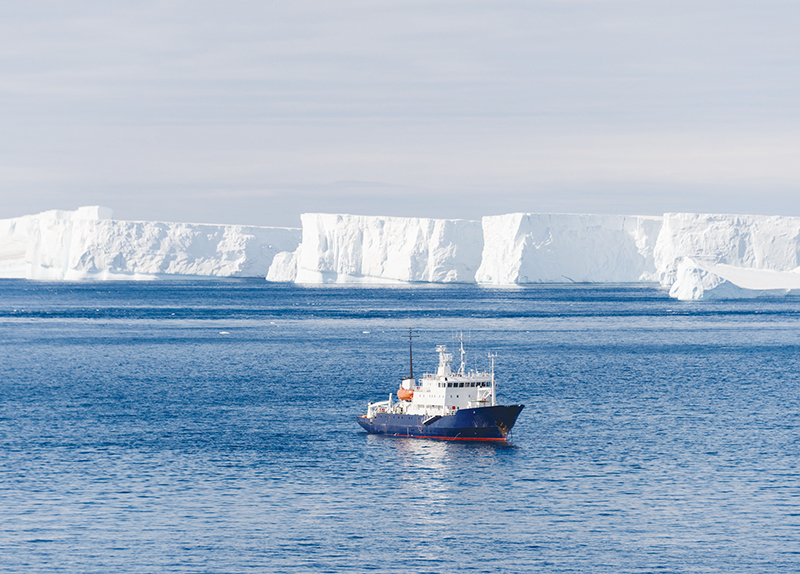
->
[397,387,414,401]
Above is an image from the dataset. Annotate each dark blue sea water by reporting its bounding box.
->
[1,280,799,573]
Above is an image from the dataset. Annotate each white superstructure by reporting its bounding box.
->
[366,339,497,419]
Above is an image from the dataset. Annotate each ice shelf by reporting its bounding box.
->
[0,207,300,280]
[5,207,800,300]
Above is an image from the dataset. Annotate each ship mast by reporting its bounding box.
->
[407,327,415,380]
[489,352,497,406]
[458,331,466,375]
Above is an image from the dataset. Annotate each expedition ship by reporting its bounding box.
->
[356,334,524,441]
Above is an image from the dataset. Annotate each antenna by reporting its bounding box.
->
[488,352,497,406]
[407,328,417,379]
[459,331,466,375]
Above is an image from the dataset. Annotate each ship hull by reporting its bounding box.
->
[356,405,524,441]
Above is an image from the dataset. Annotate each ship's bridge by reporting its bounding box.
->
[399,343,497,417]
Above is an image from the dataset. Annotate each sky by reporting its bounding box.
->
[2,0,799,227]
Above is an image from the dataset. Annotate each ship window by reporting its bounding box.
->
[459,383,464,388]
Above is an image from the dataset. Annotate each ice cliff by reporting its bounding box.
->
[475,213,663,284]
[654,213,800,284]
[267,213,483,283]
[5,207,800,300]
[656,213,800,300]
[0,207,300,280]
[269,211,800,300]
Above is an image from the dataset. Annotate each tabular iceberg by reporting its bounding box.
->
[267,213,483,283]
[475,213,663,284]
[654,213,800,285]
[0,207,300,280]
[656,213,800,299]
[6,206,800,300]
[271,210,800,300]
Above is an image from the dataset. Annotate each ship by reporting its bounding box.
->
[356,332,524,441]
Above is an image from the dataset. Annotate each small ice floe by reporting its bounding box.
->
[219,331,231,335]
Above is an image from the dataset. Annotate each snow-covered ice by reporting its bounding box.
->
[6,206,800,300]
[669,258,800,300]
[654,213,800,285]
[268,213,483,283]
[0,207,300,280]
[655,213,800,299]
[274,210,800,299]
[475,213,663,284]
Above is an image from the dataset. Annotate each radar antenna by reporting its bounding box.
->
[406,328,417,380]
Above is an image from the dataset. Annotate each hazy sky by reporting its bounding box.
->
[2,1,799,227]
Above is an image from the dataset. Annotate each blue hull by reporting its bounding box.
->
[356,405,524,441]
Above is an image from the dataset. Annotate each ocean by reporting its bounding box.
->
[1,280,799,573]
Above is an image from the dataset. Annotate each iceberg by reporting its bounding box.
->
[654,213,800,286]
[6,206,800,300]
[669,258,800,300]
[655,213,800,300]
[267,213,483,283]
[0,207,300,280]
[475,213,663,284]
[273,210,800,299]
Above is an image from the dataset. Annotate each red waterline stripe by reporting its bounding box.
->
[394,434,508,442]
